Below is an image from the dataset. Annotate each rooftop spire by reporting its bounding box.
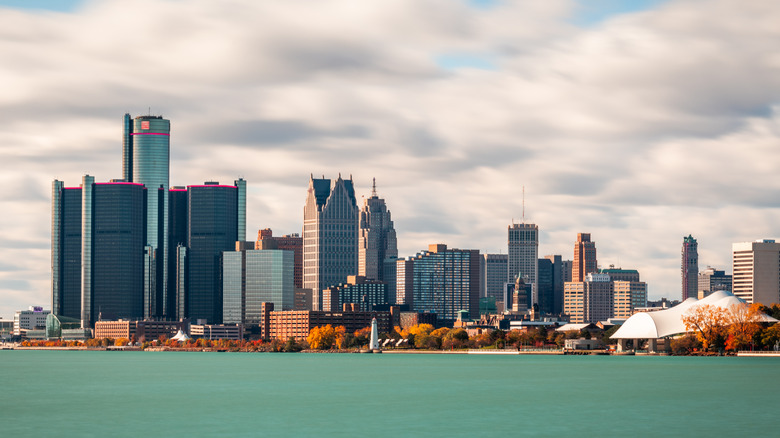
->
[372,177,377,197]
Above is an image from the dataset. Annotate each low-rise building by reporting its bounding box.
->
[14,306,50,335]
[265,307,391,341]
[190,324,243,340]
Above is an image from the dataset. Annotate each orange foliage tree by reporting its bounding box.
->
[725,303,764,351]
[682,304,727,352]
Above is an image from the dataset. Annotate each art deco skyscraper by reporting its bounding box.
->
[358,179,397,281]
[303,175,359,311]
[123,114,171,318]
[573,233,597,282]
[507,222,538,305]
[681,235,698,301]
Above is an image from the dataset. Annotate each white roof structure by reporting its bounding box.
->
[171,329,191,342]
[555,323,593,332]
[611,290,777,339]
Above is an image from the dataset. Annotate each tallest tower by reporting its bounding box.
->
[123,114,171,318]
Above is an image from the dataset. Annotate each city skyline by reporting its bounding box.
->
[2,0,780,318]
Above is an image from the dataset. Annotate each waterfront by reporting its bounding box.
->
[1,351,778,437]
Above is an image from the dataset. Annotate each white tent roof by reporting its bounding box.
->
[171,329,191,341]
[611,290,777,339]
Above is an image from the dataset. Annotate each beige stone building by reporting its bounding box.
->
[732,240,780,305]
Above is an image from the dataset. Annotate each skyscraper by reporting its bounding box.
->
[52,176,147,328]
[358,179,398,281]
[481,254,508,302]
[256,229,303,289]
[303,175,359,311]
[51,181,82,320]
[223,241,294,324]
[187,181,245,323]
[573,233,597,282]
[123,114,171,318]
[564,273,613,323]
[732,240,780,305]
[396,244,480,323]
[507,223,538,305]
[681,235,698,301]
[544,254,568,315]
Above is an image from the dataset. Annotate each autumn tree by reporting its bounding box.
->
[682,304,727,352]
[308,325,339,350]
[724,303,763,351]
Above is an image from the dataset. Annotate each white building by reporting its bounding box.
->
[14,306,51,335]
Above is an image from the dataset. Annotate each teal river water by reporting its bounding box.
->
[1,351,778,437]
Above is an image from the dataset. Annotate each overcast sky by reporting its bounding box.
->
[1,0,779,319]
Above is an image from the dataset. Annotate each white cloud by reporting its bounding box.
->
[1,0,779,317]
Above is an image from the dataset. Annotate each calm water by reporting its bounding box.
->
[1,351,778,437]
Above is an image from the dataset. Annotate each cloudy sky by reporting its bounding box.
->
[1,0,779,318]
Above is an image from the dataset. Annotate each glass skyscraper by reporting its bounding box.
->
[187,181,245,324]
[123,114,171,318]
[52,176,146,328]
[396,244,480,323]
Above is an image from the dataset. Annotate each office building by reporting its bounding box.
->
[507,223,538,305]
[481,254,508,302]
[124,114,171,319]
[537,258,554,315]
[303,175,359,310]
[544,255,569,315]
[396,244,480,323]
[51,181,82,320]
[682,235,698,301]
[168,187,188,318]
[264,307,391,341]
[697,267,732,299]
[613,281,647,319]
[13,307,51,336]
[600,267,640,282]
[187,181,246,324]
[573,233,597,282]
[223,241,295,324]
[52,176,147,327]
[732,240,780,305]
[321,275,388,312]
[358,179,398,283]
[564,273,613,323]
[257,229,303,289]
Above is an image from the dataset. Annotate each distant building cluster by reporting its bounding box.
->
[28,113,780,342]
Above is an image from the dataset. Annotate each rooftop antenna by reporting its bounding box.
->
[372,177,377,197]
[522,185,525,223]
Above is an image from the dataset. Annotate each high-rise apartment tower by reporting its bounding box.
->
[682,235,698,301]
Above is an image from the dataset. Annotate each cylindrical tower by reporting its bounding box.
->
[131,115,170,318]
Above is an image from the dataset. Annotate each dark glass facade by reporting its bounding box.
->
[187,184,239,323]
[126,115,171,318]
[537,258,553,315]
[168,188,188,319]
[51,182,82,320]
[89,182,146,323]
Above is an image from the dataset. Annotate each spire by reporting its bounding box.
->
[372,177,377,197]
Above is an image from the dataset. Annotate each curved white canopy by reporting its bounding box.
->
[611,290,777,339]
[171,329,191,341]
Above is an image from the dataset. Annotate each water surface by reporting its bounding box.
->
[1,351,776,437]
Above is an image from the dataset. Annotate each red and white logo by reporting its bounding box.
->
[141,121,150,130]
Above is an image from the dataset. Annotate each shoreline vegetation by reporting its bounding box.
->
[6,311,780,355]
